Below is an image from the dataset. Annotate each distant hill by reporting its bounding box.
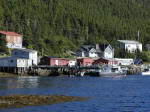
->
[0,0,150,56]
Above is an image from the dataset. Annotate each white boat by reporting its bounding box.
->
[99,65,126,77]
[142,68,150,76]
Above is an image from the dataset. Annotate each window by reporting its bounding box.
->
[18,37,21,43]
[10,60,13,63]
[7,36,10,40]
[14,36,16,43]
[15,52,18,55]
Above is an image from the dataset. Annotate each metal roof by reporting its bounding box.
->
[0,57,29,60]
[12,48,37,53]
[0,31,22,37]
[117,40,142,44]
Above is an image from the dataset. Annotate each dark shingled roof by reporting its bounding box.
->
[77,45,95,52]
[77,44,112,52]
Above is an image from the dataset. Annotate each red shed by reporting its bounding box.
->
[77,58,93,66]
[93,58,118,65]
[40,56,69,66]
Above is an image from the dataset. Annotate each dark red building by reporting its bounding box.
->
[40,56,69,66]
[77,58,93,66]
[93,58,118,65]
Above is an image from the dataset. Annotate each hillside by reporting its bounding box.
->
[0,0,150,57]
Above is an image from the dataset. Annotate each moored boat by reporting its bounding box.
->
[99,65,126,77]
[142,68,150,76]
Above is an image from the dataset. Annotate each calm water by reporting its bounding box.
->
[0,75,150,112]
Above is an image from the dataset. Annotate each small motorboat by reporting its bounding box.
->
[142,68,150,76]
[99,65,126,77]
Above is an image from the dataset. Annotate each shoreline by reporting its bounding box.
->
[0,94,88,110]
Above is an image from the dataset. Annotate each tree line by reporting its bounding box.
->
[0,0,150,57]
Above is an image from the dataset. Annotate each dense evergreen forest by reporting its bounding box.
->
[0,0,150,57]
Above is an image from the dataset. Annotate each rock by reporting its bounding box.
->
[0,94,88,110]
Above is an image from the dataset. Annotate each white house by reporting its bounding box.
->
[0,31,23,48]
[76,44,114,59]
[11,49,38,65]
[115,58,134,66]
[117,40,142,53]
[97,44,114,59]
[76,45,98,58]
[0,57,32,67]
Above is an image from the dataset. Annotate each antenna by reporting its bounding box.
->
[137,30,140,41]
[86,26,89,42]
[42,48,44,57]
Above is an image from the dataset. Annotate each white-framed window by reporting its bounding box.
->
[14,36,16,43]
[7,36,10,40]
[18,37,21,43]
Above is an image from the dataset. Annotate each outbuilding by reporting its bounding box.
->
[40,56,69,66]
[115,58,134,66]
[93,58,118,65]
[11,49,38,66]
[77,58,93,66]
[0,57,32,68]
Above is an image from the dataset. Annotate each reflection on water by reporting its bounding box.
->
[7,76,39,89]
[1,75,150,112]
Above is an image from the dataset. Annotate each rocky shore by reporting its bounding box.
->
[0,94,88,110]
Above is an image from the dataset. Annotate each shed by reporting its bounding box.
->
[11,48,38,66]
[40,56,69,66]
[77,58,93,66]
[0,57,32,67]
[93,58,118,65]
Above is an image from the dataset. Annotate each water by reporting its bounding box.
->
[0,75,150,112]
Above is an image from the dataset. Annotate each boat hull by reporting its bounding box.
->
[99,72,126,77]
[142,72,150,76]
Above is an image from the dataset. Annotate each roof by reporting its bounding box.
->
[117,40,142,44]
[44,56,70,60]
[12,48,37,53]
[77,45,95,52]
[97,57,117,61]
[0,57,29,60]
[134,59,143,64]
[99,44,110,52]
[0,31,22,37]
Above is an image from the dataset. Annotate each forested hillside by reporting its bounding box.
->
[0,0,150,57]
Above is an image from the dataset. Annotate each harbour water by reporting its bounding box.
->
[0,75,150,112]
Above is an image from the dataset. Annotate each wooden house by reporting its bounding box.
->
[11,49,38,66]
[93,58,118,65]
[117,40,142,53]
[40,56,69,66]
[76,44,114,59]
[0,31,23,48]
[0,57,32,68]
[77,58,93,66]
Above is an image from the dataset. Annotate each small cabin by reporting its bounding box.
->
[0,57,32,68]
[77,58,93,66]
[40,56,69,66]
[11,49,38,66]
[93,58,118,65]
[115,58,134,66]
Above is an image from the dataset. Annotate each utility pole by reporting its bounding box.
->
[86,26,89,42]
[137,30,140,41]
[42,48,44,57]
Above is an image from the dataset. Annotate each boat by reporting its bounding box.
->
[142,68,150,76]
[99,65,126,77]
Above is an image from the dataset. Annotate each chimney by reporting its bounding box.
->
[96,44,99,50]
